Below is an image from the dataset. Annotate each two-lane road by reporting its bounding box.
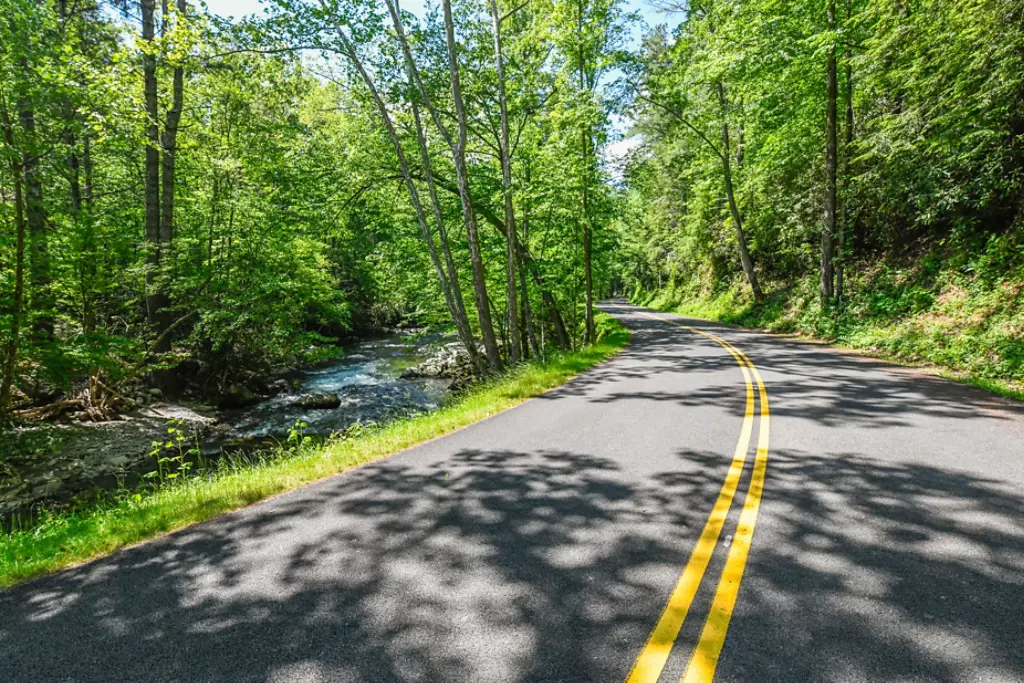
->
[3,302,1023,682]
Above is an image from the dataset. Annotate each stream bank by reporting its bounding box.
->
[1,330,463,518]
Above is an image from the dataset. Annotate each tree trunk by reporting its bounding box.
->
[66,117,96,338]
[410,102,486,374]
[822,0,839,301]
[415,164,568,350]
[82,132,96,335]
[487,0,521,363]
[19,99,52,341]
[441,0,503,371]
[577,0,596,345]
[383,0,484,373]
[519,185,540,357]
[1,100,26,418]
[542,290,571,349]
[716,83,763,302]
[141,0,164,347]
[837,0,854,305]
[65,119,85,323]
[581,131,595,344]
[330,22,487,375]
[384,0,502,371]
[80,131,101,404]
[519,274,531,358]
[155,0,186,366]
[524,249,569,349]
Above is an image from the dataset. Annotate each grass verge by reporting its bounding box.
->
[0,312,630,589]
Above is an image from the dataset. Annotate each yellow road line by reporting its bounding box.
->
[624,311,759,683]
[681,348,770,683]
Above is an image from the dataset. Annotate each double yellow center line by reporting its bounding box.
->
[625,311,771,683]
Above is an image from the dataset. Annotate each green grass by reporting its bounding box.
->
[0,313,630,589]
[637,260,1024,403]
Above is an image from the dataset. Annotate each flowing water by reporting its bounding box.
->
[0,330,455,518]
[208,330,455,451]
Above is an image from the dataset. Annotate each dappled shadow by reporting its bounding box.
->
[727,448,1024,682]
[1,302,1022,682]
[540,331,735,401]
[595,301,1024,429]
[0,448,730,682]
[539,304,743,403]
[2,443,1021,682]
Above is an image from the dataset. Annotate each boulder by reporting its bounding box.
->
[401,342,477,379]
[243,372,273,396]
[267,379,290,396]
[448,375,477,394]
[220,384,259,409]
[295,393,342,410]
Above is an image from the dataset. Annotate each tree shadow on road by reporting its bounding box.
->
[590,306,1024,429]
[2,304,1022,682]
[0,448,725,682]
[730,447,1024,682]
[2,443,1022,682]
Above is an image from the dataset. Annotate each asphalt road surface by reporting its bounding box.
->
[3,302,1023,683]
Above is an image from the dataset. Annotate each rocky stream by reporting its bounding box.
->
[0,330,472,520]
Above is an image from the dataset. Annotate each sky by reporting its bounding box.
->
[201,0,678,31]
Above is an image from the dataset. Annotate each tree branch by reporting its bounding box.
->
[630,82,725,162]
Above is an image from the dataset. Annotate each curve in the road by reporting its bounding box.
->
[3,301,1023,683]
[624,310,770,683]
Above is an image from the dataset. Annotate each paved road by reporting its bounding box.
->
[3,302,1023,683]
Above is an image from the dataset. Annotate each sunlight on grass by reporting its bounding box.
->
[0,314,630,589]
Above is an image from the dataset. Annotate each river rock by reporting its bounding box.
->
[241,372,273,396]
[401,342,476,379]
[1,404,217,516]
[220,384,259,409]
[267,379,290,396]
[295,393,342,409]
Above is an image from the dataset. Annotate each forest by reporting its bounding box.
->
[0,0,628,426]
[618,0,1024,386]
[2,0,1024,590]
[2,0,1024,425]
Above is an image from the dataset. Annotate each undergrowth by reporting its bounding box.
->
[638,233,1024,400]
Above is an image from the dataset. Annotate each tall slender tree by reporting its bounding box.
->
[0,88,27,419]
[487,0,521,362]
[822,0,839,300]
[440,0,503,370]
[575,0,596,344]
[717,82,762,301]
[156,0,187,365]
[141,0,166,361]
[383,0,485,373]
